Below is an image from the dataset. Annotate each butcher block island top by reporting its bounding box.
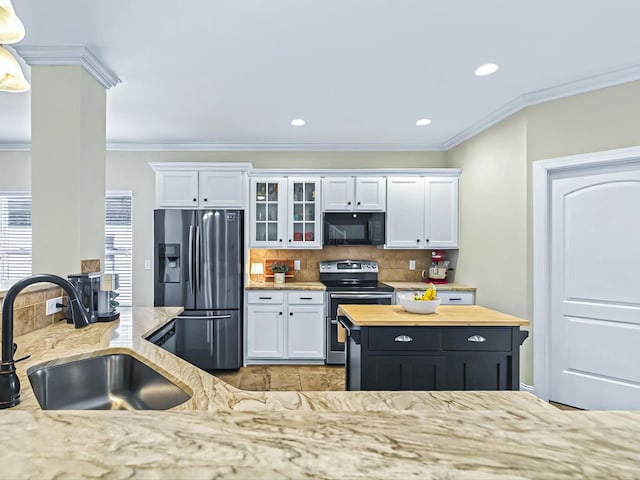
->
[338,304,530,327]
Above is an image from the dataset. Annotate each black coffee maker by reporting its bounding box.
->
[68,272,120,323]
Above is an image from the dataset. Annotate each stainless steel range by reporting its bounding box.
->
[320,259,394,365]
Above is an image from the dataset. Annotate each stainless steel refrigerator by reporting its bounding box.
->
[154,209,243,370]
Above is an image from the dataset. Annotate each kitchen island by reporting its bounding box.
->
[338,304,530,391]
[2,307,639,479]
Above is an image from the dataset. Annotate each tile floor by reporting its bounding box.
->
[213,365,346,391]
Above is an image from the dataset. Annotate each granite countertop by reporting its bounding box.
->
[338,304,530,327]
[3,307,639,478]
[383,281,476,291]
[245,281,326,290]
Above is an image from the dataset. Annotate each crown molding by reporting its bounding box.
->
[14,45,121,89]
[107,142,446,152]
[0,143,30,152]
[444,61,640,150]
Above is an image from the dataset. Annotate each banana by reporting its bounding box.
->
[417,283,436,301]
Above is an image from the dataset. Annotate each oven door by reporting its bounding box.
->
[326,292,394,364]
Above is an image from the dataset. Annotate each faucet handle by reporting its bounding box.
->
[11,344,30,364]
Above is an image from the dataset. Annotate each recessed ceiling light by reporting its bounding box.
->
[291,119,306,127]
[416,118,432,126]
[474,63,499,77]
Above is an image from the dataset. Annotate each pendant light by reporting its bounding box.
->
[0,0,25,44]
[0,0,29,92]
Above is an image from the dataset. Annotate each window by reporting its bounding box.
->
[105,192,133,306]
[0,192,133,307]
[0,193,32,282]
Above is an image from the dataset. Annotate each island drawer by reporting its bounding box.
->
[368,327,440,351]
[441,327,512,351]
[247,291,285,304]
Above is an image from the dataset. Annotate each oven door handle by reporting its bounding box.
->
[329,293,394,299]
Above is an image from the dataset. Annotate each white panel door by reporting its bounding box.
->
[286,305,325,359]
[246,305,284,359]
[386,177,424,248]
[550,165,640,409]
[355,177,386,211]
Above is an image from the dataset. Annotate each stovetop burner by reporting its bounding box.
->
[319,259,394,292]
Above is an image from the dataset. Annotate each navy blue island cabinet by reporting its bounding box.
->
[337,305,529,391]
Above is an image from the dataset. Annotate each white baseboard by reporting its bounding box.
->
[520,382,534,393]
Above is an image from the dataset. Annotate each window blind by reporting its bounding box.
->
[105,192,133,306]
[0,193,33,282]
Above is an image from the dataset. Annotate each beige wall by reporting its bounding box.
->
[31,66,106,275]
[445,79,640,386]
[0,152,30,191]
[446,112,531,383]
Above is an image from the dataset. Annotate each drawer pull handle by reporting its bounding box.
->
[259,296,272,300]
[449,297,462,301]
[299,297,313,300]
[467,335,486,343]
[394,335,413,343]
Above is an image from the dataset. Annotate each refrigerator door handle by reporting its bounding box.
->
[188,225,194,295]
[195,225,201,292]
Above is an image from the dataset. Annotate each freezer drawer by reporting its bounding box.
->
[175,310,242,370]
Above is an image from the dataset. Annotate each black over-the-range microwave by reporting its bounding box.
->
[323,212,385,246]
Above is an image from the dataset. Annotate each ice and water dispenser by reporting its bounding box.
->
[158,243,180,283]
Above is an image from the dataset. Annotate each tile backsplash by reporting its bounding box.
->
[0,286,67,340]
[249,247,458,282]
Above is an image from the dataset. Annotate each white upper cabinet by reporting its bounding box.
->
[425,177,459,249]
[155,170,200,208]
[287,178,322,249]
[151,163,249,209]
[250,178,288,248]
[249,177,322,249]
[322,177,386,211]
[386,176,459,249]
[198,171,246,208]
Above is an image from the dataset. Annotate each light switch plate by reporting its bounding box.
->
[144,259,151,270]
[294,260,301,271]
[409,260,416,270]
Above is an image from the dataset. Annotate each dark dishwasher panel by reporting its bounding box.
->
[147,320,177,355]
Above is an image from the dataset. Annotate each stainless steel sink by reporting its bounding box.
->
[27,353,192,410]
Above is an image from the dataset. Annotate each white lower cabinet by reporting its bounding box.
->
[394,289,475,305]
[246,290,325,363]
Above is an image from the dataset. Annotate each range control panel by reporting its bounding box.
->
[319,260,379,273]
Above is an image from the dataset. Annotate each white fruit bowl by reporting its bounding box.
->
[397,293,441,314]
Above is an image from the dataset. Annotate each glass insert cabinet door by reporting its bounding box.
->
[252,179,286,247]
[288,178,321,248]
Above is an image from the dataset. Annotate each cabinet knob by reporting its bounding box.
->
[279,239,283,242]
[347,201,351,205]
[416,239,420,243]
[193,198,197,202]
[426,239,429,243]
[203,198,208,202]
[289,312,293,316]
[279,312,283,315]
[288,239,292,242]
[357,201,361,205]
